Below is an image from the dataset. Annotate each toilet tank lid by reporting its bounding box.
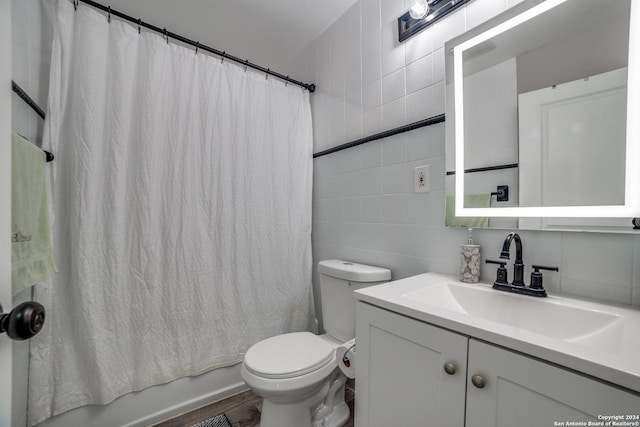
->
[318,259,391,282]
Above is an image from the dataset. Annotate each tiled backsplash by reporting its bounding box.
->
[311,126,640,309]
[288,0,640,325]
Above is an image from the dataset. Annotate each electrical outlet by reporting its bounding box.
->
[414,165,430,193]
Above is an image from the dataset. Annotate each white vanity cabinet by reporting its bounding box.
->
[466,339,640,426]
[354,301,468,427]
[355,301,640,427]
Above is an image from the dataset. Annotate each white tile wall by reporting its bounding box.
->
[382,134,406,165]
[382,68,406,104]
[362,106,382,136]
[382,46,405,77]
[466,0,510,30]
[293,0,640,331]
[362,79,382,111]
[381,96,405,129]
[406,53,434,95]
[362,55,382,86]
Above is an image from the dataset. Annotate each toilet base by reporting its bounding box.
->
[314,401,349,427]
[258,372,349,427]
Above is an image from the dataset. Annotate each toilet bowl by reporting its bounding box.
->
[241,332,348,427]
[241,260,391,427]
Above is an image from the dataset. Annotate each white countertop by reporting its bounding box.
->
[354,272,640,394]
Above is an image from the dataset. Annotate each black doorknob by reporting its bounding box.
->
[0,301,46,340]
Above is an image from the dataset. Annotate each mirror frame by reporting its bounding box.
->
[452,0,640,218]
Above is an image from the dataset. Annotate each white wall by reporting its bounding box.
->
[287,0,640,331]
[1,0,15,425]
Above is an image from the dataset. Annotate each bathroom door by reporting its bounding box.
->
[518,68,629,230]
[0,0,14,424]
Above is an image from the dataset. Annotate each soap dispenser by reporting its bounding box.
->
[460,228,481,283]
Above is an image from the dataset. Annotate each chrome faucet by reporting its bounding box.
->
[500,232,525,287]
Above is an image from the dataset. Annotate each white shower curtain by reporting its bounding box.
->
[29,0,314,424]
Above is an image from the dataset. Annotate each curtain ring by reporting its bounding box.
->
[163,28,168,44]
[73,0,78,11]
[265,69,269,80]
[285,77,289,87]
[107,6,111,23]
[137,18,141,34]
[221,51,225,64]
[244,60,248,72]
[195,41,199,55]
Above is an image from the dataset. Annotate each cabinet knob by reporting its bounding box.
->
[471,374,485,389]
[444,362,456,375]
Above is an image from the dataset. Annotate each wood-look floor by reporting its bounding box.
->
[153,381,355,427]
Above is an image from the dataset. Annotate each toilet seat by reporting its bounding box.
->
[244,332,335,379]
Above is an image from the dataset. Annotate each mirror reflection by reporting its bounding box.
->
[445,0,638,232]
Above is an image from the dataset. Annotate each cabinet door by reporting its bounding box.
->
[355,302,468,427]
[466,339,640,427]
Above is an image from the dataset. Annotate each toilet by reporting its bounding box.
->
[241,259,391,427]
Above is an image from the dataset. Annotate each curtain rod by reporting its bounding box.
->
[11,80,55,163]
[75,0,316,93]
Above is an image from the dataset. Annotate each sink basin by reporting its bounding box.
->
[402,281,622,341]
[355,272,640,393]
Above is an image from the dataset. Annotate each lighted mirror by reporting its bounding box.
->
[444,0,640,231]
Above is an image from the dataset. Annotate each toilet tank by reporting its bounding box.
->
[318,260,391,342]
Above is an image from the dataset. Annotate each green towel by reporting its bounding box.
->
[445,194,490,228]
[11,133,57,295]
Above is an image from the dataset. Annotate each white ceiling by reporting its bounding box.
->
[101,0,358,76]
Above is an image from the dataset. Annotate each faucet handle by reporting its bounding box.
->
[532,265,559,272]
[530,265,559,291]
[486,259,508,285]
